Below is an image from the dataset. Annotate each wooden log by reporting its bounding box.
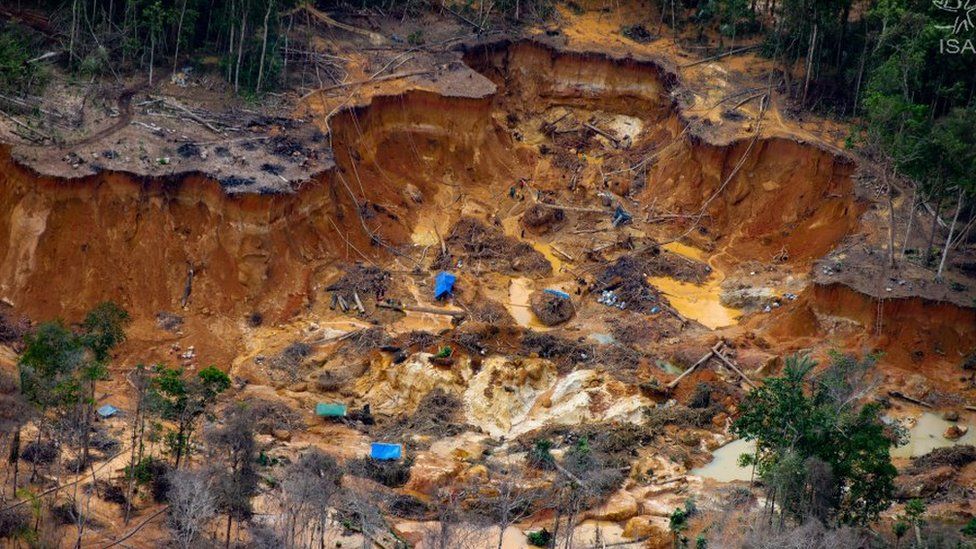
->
[889,390,933,408]
[352,291,366,314]
[667,349,715,390]
[299,69,431,99]
[377,302,466,319]
[679,45,760,68]
[550,244,575,262]
[583,122,620,146]
[713,344,756,388]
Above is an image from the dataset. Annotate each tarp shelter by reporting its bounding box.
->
[544,289,571,300]
[370,442,403,460]
[97,404,119,418]
[316,403,347,417]
[434,271,456,300]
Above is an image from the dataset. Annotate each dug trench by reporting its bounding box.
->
[3,41,868,322]
[1,40,962,362]
[1,39,974,512]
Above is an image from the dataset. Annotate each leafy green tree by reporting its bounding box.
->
[893,520,909,548]
[902,499,926,547]
[733,353,897,526]
[19,322,86,414]
[0,28,47,95]
[150,365,230,468]
[961,517,976,538]
[80,302,130,366]
[669,506,690,548]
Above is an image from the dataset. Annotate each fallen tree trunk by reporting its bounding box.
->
[299,70,432,99]
[667,348,715,390]
[713,344,756,388]
[377,302,466,319]
[889,390,933,408]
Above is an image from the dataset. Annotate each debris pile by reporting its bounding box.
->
[326,264,391,313]
[596,255,669,314]
[521,203,565,234]
[530,289,576,326]
[440,217,552,276]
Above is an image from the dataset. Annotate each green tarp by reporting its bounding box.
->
[316,403,347,417]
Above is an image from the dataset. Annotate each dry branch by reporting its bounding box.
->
[299,70,432,99]
[679,45,760,68]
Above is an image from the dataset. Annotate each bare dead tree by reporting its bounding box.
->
[334,481,391,549]
[277,448,342,548]
[204,404,259,549]
[167,468,217,549]
[482,462,541,549]
[0,372,30,500]
[422,484,490,549]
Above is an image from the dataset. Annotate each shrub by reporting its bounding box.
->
[0,507,30,540]
[0,27,47,95]
[527,528,552,547]
[345,456,413,488]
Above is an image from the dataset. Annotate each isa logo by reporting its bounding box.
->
[934,0,976,53]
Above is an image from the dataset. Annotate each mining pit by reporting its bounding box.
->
[1,27,974,549]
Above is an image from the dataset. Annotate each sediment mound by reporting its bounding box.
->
[530,290,575,326]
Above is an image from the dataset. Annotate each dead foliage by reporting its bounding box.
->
[621,23,654,43]
[154,311,184,332]
[246,399,305,434]
[390,330,438,353]
[50,502,77,526]
[608,316,652,347]
[267,341,312,381]
[372,389,470,448]
[438,217,551,276]
[517,421,654,469]
[518,422,649,501]
[595,247,708,316]
[21,440,58,464]
[520,331,594,371]
[0,508,30,539]
[326,263,392,307]
[521,203,565,234]
[595,255,668,314]
[463,297,515,325]
[386,494,433,520]
[644,403,717,431]
[85,480,128,506]
[0,309,29,345]
[592,343,648,383]
[907,445,976,473]
[342,327,391,355]
[449,324,498,357]
[345,455,414,488]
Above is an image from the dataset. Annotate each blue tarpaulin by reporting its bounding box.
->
[370,442,403,460]
[544,289,571,300]
[434,271,456,300]
[97,404,119,418]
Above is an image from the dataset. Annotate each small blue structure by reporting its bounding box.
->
[370,442,403,460]
[97,404,119,418]
[433,271,456,300]
[544,289,571,300]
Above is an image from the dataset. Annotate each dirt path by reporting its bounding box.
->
[67,81,147,148]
